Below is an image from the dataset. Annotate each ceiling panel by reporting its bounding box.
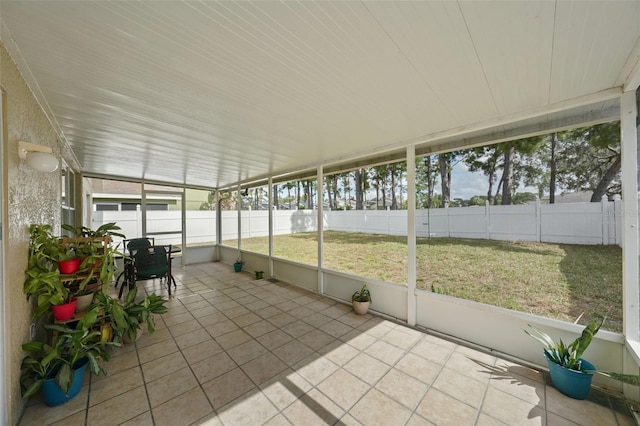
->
[460,1,556,114]
[366,1,497,125]
[1,1,638,188]
[550,1,640,103]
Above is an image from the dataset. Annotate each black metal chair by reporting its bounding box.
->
[116,238,176,298]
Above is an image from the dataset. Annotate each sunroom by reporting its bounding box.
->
[2,1,640,425]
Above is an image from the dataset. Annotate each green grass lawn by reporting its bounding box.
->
[223,230,623,332]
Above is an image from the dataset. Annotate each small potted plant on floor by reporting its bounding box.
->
[352,284,371,315]
[234,256,243,272]
[255,270,264,280]
[20,310,118,406]
[525,316,640,399]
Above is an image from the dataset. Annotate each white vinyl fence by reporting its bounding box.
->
[323,197,621,246]
[93,196,622,248]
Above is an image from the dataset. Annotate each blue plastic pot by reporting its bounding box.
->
[233,262,243,272]
[40,357,89,406]
[545,353,595,400]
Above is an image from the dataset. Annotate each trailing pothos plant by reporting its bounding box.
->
[20,310,119,398]
[525,316,640,385]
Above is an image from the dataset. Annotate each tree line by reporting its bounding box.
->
[203,121,620,210]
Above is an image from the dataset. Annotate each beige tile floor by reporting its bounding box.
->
[19,262,639,426]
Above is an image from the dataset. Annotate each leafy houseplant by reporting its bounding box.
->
[24,225,75,319]
[352,284,372,315]
[525,317,640,399]
[62,222,125,293]
[27,224,79,272]
[234,256,243,272]
[20,310,118,405]
[91,287,168,344]
[121,287,168,342]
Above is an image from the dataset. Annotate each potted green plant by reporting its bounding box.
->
[24,224,81,320]
[62,222,126,240]
[67,278,101,313]
[234,256,243,272]
[62,223,125,292]
[90,287,168,344]
[352,284,371,315]
[23,264,72,320]
[27,224,80,274]
[121,287,168,342]
[525,316,640,399]
[20,310,118,406]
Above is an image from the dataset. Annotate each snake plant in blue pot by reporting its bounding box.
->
[525,316,640,399]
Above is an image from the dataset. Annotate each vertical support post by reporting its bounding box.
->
[0,88,7,425]
[215,190,221,246]
[407,146,417,326]
[180,188,186,265]
[136,204,142,238]
[614,194,622,246]
[445,204,450,237]
[237,183,242,258]
[535,197,541,243]
[317,166,324,294]
[621,88,640,400]
[268,177,274,278]
[621,89,639,341]
[601,195,609,246]
[485,200,490,240]
[141,184,147,237]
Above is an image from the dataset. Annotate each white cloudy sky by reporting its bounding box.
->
[447,162,538,200]
[450,162,489,200]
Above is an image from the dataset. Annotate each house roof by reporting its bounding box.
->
[1,1,639,189]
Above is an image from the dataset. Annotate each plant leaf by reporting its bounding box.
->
[593,370,640,386]
[21,380,42,398]
[56,363,72,394]
[524,325,556,350]
[570,317,604,361]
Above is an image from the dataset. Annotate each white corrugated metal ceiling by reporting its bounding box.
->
[1,1,639,188]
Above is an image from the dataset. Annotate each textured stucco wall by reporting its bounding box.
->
[1,42,65,425]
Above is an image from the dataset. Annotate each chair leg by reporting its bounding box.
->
[118,262,135,299]
[114,270,125,288]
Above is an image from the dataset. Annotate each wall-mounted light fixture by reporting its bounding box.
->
[18,141,59,173]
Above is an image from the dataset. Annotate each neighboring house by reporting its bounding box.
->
[91,179,208,211]
[539,191,594,204]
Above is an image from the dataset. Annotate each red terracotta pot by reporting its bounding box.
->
[58,258,81,274]
[51,299,77,321]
